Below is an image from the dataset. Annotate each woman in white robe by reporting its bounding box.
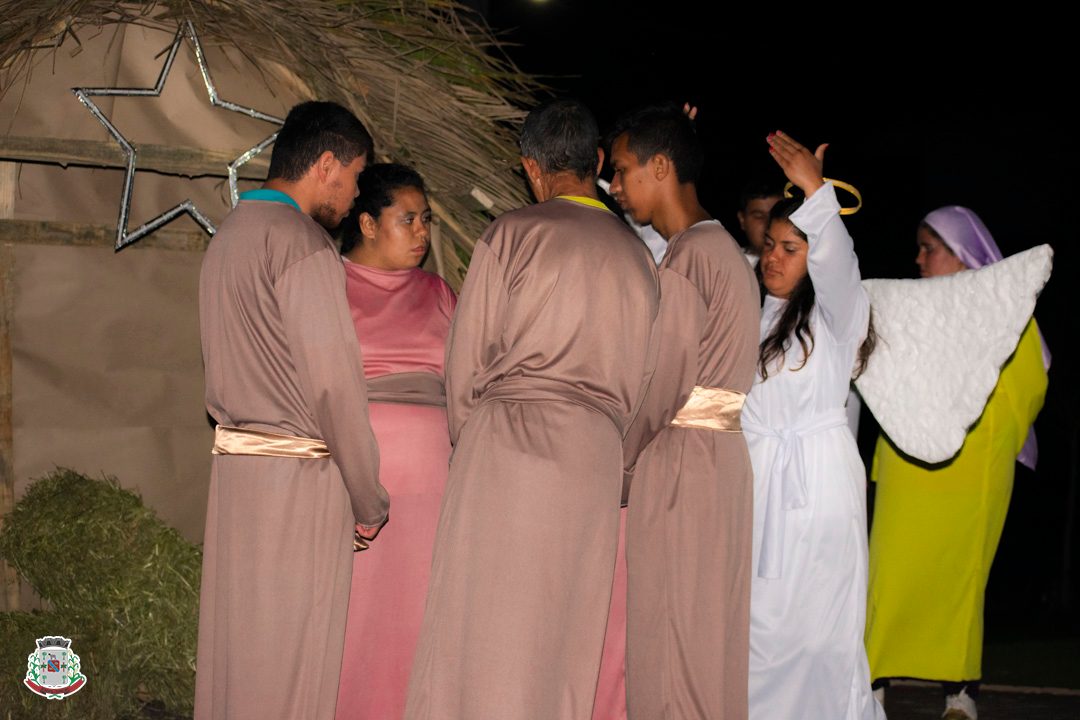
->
[743,131,884,720]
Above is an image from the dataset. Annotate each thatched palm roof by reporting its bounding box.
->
[0,0,541,287]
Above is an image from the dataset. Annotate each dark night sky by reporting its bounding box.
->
[479,1,1079,641]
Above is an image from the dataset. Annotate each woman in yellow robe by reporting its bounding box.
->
[865,206,1049,720]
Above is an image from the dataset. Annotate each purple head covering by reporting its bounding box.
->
[923,205,1050,470]
[923,206,1003,270]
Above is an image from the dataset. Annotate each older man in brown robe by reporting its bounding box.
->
[196,101,389,720]
[610,105,760,719]
[404,99,658,720]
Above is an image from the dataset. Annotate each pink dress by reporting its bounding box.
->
[336,260,456,720]
[593,510,628,720]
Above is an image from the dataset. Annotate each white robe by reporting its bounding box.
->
[743,183,884,720]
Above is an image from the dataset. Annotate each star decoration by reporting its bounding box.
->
[72,21,284,250]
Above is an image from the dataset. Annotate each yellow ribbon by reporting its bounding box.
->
[783,178,863,216]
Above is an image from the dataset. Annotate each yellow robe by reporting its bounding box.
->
[865,319,1047,682]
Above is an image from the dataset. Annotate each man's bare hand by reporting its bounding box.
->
[354,519,385,551]
[353,530,370,552]
[767,130,826,198]
[682,102,698,121]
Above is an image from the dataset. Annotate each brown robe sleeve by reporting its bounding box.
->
[444,240,507,445]
[275,245,388,527]
[622,268,706,478]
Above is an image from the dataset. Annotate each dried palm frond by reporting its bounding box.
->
[0,0,544,286]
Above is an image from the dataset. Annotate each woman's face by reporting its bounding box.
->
[915,226,967,278]
[358,186,432,270]
[761,219,809,299]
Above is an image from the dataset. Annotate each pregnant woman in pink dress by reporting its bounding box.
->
[335,164,456,720]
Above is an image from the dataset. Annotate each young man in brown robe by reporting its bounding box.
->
[609,105,760,720]
[404,99,659,720]
[196,101,389,720]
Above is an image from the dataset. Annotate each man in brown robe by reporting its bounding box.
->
[196,101,389,720]
[609,105,760,719]
[404,99,658,720]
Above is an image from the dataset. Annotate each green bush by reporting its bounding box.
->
[0,469,200,719]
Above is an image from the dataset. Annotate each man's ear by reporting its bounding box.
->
[652,153,672,182]
[521,156,542,183]
[359,212,378,241]
[521,156,545,200]
[313,150,338,182]
[737,210,748,231]
[595,148,605,177]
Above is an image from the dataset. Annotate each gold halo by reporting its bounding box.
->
[783,178,863,216]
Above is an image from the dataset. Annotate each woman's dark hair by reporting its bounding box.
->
[758,196,877,380]
[339,163,426,255]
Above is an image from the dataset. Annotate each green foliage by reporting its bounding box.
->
[0,469,201,720]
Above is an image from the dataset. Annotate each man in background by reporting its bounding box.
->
[736,179,783,264]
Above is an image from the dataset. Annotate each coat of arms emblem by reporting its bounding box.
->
[24,636,87,699]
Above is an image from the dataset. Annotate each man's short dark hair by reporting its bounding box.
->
[519,99,600,180]
[608,104,703,184]
[267,101,374,182]
[739,179,783,212]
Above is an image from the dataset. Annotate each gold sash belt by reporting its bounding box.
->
[669,386,745,432]
[212,425,330,459]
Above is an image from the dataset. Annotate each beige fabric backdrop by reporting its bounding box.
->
[11,243,209,539]
[1,19,310,569]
